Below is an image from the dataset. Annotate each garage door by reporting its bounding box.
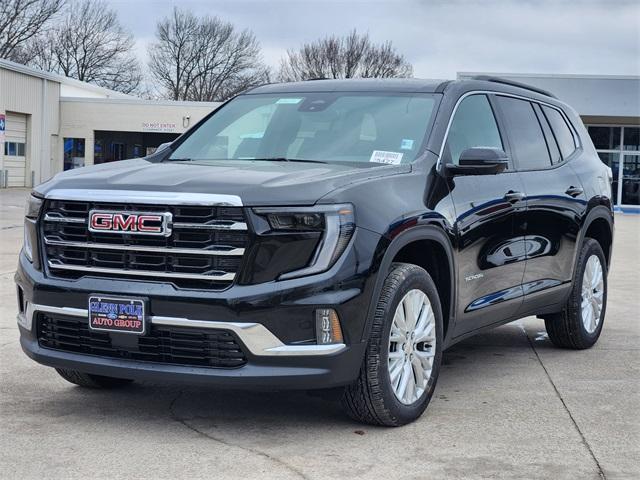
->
[3,112,27,187]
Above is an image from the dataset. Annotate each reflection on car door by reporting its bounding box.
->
[444,94,527,338]
[494,97,588,313]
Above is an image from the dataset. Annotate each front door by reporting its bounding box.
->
[443,94,527,337]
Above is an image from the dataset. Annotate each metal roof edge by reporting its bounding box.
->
[0,58,135,98]
[458,71,640,81]
[60,96,221,107]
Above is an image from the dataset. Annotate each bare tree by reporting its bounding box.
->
[278,30,413,82]
[0,0,64,60]
[26,0,142,94]
[148,8,269,102]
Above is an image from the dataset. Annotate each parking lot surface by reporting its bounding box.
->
[1,188,638,479]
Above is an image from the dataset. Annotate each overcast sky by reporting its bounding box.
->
[105,0,640,79]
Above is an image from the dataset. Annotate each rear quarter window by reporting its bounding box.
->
[541,105,577,159]
[532,103,562,164]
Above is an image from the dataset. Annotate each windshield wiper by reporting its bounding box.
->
[255,157,328,164]
[164,157,329,164]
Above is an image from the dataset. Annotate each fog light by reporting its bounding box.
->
[315,308,343,345]
[16,299,32,331]
[16,286,25,314]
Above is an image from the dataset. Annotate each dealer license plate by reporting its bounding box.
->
[88,296,146,334]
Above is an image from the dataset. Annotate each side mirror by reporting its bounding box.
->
[445,147,509,176]
[156,142,172,152]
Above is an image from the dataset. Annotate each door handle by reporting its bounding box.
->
[565,186,584,197]
[504,191,525,203]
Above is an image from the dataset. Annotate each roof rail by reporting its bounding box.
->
[470,75,557,99]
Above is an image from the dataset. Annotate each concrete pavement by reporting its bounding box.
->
[1,188,638,479]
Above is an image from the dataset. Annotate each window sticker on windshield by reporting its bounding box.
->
[370,150,403,165]
[276,98,303,104]
[400,139,414,150]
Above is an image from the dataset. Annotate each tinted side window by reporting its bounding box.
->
[496,96,551,170]
[533,103,562,164]
[542,106,577,159]
[445,94,503,165]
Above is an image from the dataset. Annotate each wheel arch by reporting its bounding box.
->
[362,225,456,344]
[574,206,614,275]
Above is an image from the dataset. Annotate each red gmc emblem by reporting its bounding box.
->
[88,210,172,236]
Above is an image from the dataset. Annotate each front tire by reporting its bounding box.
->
[55,368,134,389]
[544,238,607,349]
[342,263,443,426]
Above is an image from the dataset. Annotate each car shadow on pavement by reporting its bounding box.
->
[25,321,547,434]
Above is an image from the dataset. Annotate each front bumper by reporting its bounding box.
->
[15,226,380,389]
[19,333,367,389]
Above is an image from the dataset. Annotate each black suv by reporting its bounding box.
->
[15,77,614,426]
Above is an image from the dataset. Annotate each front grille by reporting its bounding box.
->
[37,313,247,368]
[41,199,249,289]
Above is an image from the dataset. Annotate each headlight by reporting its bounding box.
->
[25,194,43,219]
[265,212,325,231]
[23,221,34,262]
[254,204,355,279]
[23,194,43,262]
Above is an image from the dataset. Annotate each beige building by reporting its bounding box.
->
[0,59,219,188]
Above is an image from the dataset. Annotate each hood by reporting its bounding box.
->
[35,158,410,206]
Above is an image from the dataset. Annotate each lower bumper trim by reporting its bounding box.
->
[24,303,346,357]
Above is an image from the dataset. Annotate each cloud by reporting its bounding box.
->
[107,0,640,78]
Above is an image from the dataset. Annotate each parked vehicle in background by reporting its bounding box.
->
[16,77,614,426]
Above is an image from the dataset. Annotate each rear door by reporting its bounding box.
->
[493,96,586,310]
[444,94,528,337]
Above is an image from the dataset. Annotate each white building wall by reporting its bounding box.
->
[60,83,126,99]
[59,98,219,167]
[0,67,61,186]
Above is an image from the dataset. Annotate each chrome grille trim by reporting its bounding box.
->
[44,189,243,206]
[41,196,247,288]
[47,260,236,282]
[173,221,248,231]
[44,213,86,224]
[44,214,248,231]
[43,236,245,256]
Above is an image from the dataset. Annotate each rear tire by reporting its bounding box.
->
[544,238,607,349]
[55,368,134,388]
[342,263,443,426]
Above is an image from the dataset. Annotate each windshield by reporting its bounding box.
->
[169,92,437,165]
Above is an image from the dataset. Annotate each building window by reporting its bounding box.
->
[111,142,125,161]
[94,139,104,163]
[623,127,639,151]
[93,130,180,164]
[4,142,25,156]
[132,144,144,158]
[63,138,85,171]
[588,125,640,207]
[622,154,640,205]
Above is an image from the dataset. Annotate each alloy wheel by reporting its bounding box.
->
[581,254,604,334]
[388,289,437,405]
